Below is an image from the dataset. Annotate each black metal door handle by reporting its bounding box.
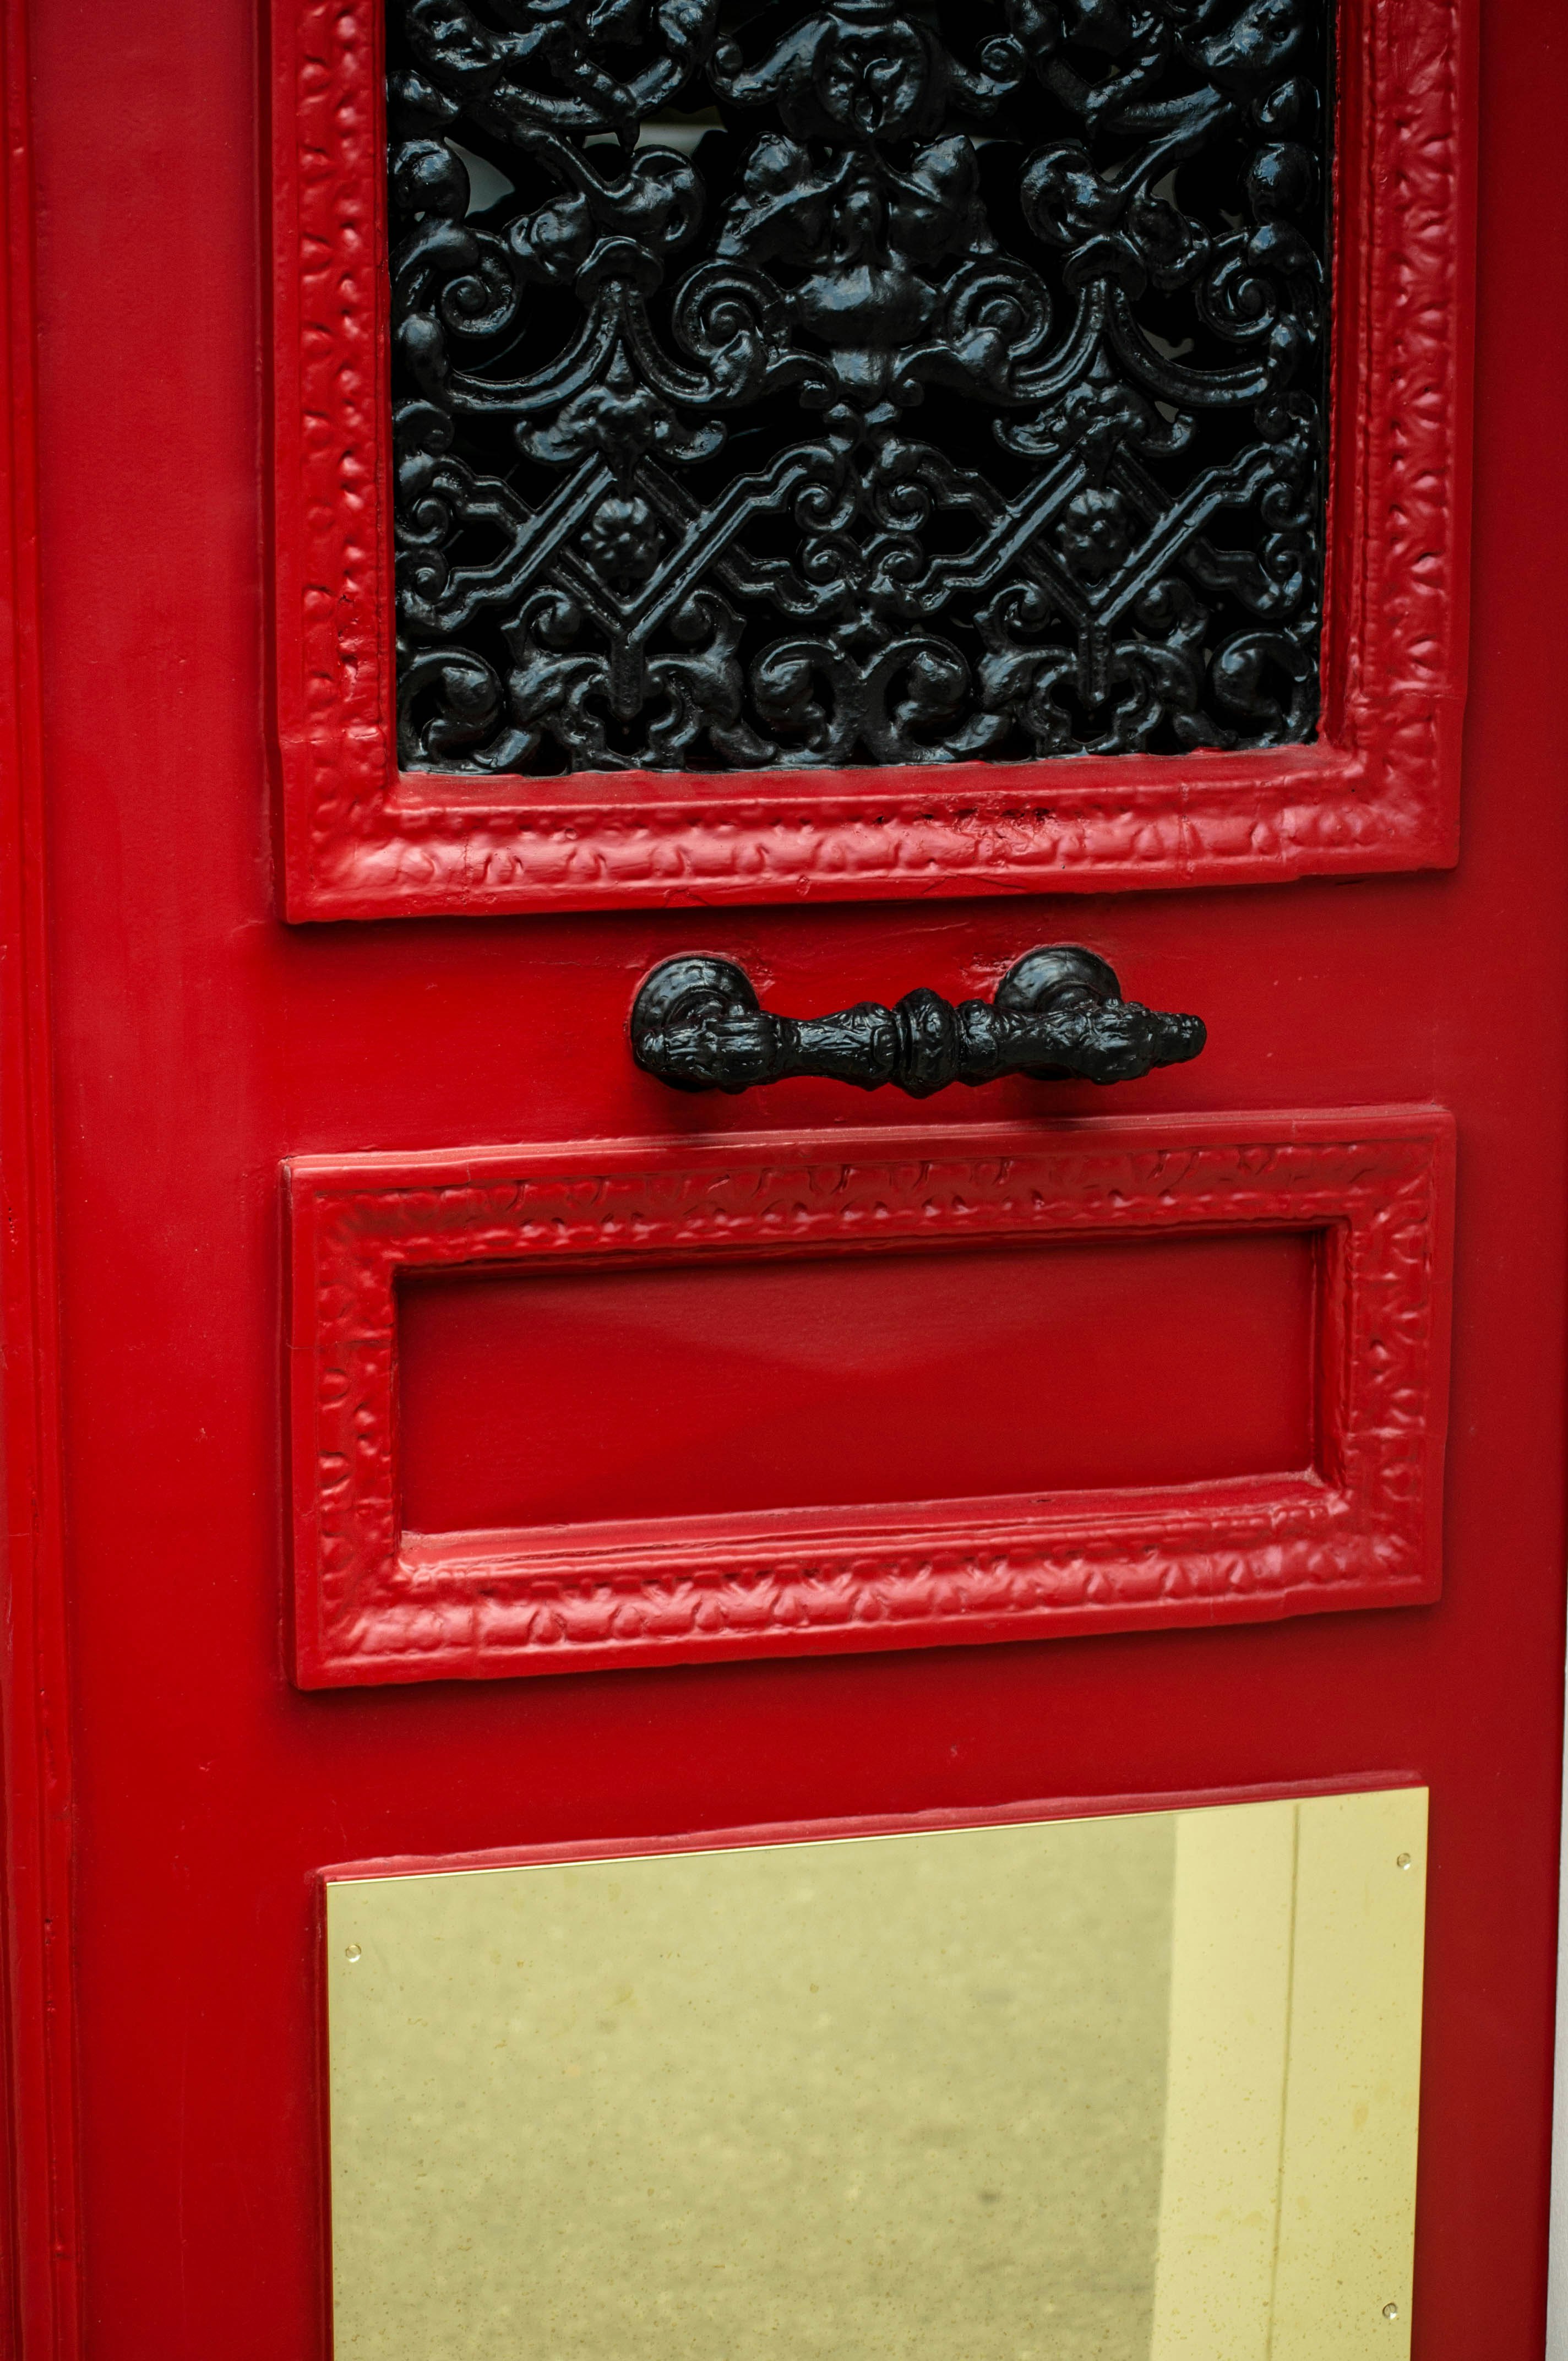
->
[631,948,1205,1098]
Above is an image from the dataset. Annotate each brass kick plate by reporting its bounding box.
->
[325,1789,1426,2360]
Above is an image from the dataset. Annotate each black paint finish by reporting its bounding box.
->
[630,946,1207,1093]
[389,0,1329,775]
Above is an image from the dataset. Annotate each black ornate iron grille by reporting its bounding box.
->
[388,0,1331,774]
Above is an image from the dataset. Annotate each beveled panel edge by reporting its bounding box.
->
[312,1770,1428,1890]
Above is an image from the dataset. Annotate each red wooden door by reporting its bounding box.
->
[1,0,1566,2349]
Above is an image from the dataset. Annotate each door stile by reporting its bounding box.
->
[0,0,81,2344]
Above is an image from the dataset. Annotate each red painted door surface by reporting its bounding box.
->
[1,0,1566,2351]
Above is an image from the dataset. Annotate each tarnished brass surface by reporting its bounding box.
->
[326,1790,1425,2360]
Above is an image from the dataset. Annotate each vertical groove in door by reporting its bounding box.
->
[0,0,82,2342]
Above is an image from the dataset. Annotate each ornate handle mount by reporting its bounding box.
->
[631,947,1206,1098]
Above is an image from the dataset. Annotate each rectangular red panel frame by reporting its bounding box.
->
[268,0,1476,920]
[287,1108,1455,1687]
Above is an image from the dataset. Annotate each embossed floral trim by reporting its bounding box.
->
[271,0,1471,914]
[287,1110,1453,1685]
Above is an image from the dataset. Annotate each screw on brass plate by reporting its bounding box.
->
[1382,2303,1400,2321]
[1396,1853,1413,1870]
[344,1943,362,1963]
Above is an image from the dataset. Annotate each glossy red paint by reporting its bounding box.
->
[288,1111,1453,1685]
[320,1765,1429,1886]
[0,0,80,2344]
[269,0,1474,918]
[398,1230,1321,1522]
[0,0,1563,2357]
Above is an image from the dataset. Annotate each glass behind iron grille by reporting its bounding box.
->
[387,0,1331,775]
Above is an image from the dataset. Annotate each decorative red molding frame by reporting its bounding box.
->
[268,0,1475,920]
[0,0,82,2343]
[287,1109,1455,1688]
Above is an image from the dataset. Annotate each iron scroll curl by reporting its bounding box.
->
[630,947,1206,1095]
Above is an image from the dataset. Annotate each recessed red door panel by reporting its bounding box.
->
[0,0,1565,2354]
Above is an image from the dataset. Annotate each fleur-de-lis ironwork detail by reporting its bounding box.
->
[388,0,1329,774]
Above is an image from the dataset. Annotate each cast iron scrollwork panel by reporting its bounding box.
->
[631,946,1206,1092]
[388,0,1329,774]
